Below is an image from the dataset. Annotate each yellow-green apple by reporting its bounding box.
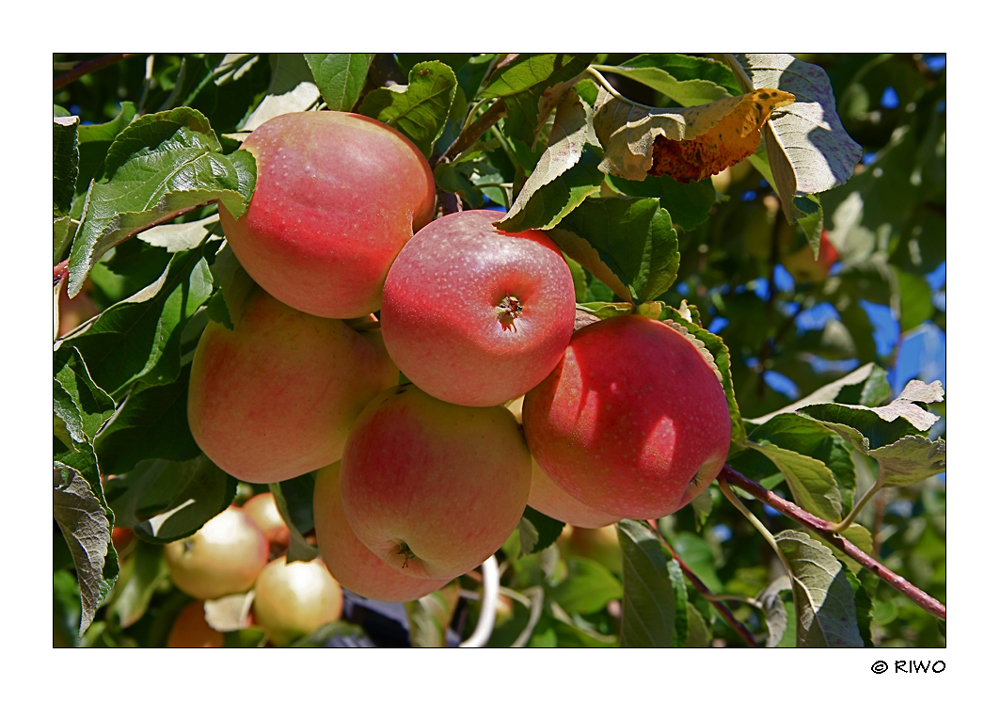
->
[164,505,269,601]
[313,462,452,602]
[781,229,839,283]
[506,396,620,528]
[242,492,290,548]
[523,314,731,519]
[219,111,436,319]
[340,384,532,579]
[251,556,344,646]
[380,209,576,407]
[559,524,623,575]
[187,287,398,483]
[166,600,224,647]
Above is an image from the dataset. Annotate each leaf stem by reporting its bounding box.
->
[585,67,647,110]
[716,479,796,580]
[830,474,885,533]
[645,519,759,647]
[718,464,945,621]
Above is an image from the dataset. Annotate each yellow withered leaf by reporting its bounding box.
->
[594,86,795,182]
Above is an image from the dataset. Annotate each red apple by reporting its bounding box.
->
[340,384,532,580]
[242,492,290,548]
[164,505,269,601]
[523,314,731,520]
[313,462,452,602]
[219,111,436,319]
[380,209,576,407]
[506,396,620,529]
[187,287,399,484]
[166,600,224,648]
[252,556,344,646]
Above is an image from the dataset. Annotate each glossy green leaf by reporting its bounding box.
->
[775,529,864,647]
[53,346,116,445]
[54,115,80,215]
[68,107,255,296]
[550,557,623,615]
[108,540,168,628]
[607,172,716,231]
[304,53,373,112]
[600,58,732,107]
[105,455,237,544]
[519,506,565,557]
[271,473,319,563]
[752,442,842,521]
[359,60,457,158]
[617,520,687,647]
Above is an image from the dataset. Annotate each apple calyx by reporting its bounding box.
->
[397,542,418,568]
[496,294,523,330]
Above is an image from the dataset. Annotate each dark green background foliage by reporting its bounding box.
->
[52,53,944,648]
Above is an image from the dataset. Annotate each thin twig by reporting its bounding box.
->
[646,520,760,647]
[718,465,946,621]
[54,54,131,91]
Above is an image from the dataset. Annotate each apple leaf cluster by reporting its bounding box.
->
[53,52,945,648]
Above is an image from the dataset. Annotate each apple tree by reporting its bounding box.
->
[53,52,945,648]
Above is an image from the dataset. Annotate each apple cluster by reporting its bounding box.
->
[186,110,733,605]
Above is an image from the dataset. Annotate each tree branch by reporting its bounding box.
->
[54,54,132,91]
[718,465,946,621]
[646,520,760,647]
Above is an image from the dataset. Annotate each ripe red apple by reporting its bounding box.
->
[522,314,731,520]
[340,384,532,580]
[242,492,290,548]
[506,396,620,529]
[380,209,576,407]
[313,462,452,602]
[166,600,224,647]
[187,287,399,483]
[164,505,269,601]
[219,111,436,319]
[781,229,839,283]
[252,556,344,646]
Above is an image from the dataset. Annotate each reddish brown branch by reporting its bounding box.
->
[52,203,210,292]
[433,99,506,168]
[646,520,760,647]
[54,54,132,91]
[718,465,946,621]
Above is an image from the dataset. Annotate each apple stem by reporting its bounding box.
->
[646,519,760,647]
[718,465,945,621]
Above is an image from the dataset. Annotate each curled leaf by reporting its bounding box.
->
[594,86,794,182]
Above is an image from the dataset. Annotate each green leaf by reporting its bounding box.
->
[670,531,723,592]
[607,172,716,231]
[359,61,458,158]
[480,54,595,144]
[60,245,216,399]
[600,59,732,107]
[747,362,889,425]
[518,506,565,557]
[550,557,623,615]
[105,455,238,544]
[108,540,169,628]
[433,151,507,210]
[95,368,202,475]
[895,267,934,333]
[304,53,373,112]
[658,308,746,449]
[870,435,946,487]
[747,413,856,513]
[67,107,255,296]
[271,474,319,563]
[558,197,678,304]
[77,101,137,191]
[617,520,687,647]
[775,530,864,647]
[497,90,603,232]
[289,620,366,647]
[54,463,118,639]
[757,575,792,647]
[53,346,116,445]
[725,54,862,221]
[752,442,843,522]
[683,602,712,647]
[621,54,742,96]
[224,627,269,647]
[54,115,80,215]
